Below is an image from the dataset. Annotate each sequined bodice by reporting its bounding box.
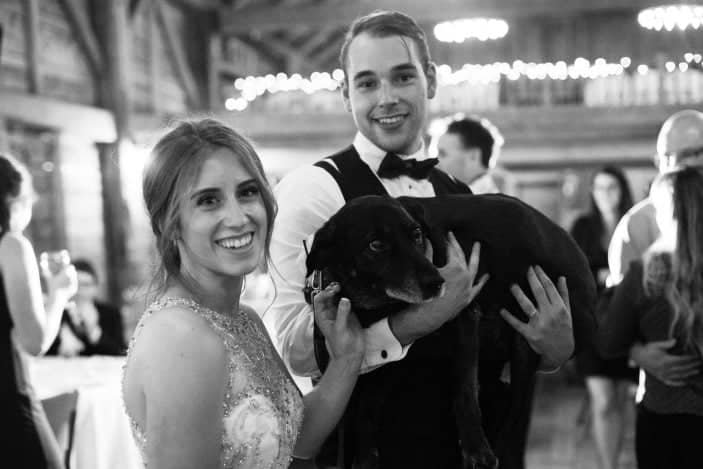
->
[122,297,304,468]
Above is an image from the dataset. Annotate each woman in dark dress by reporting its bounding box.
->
[570,165,636,469]
[0,154,77,468]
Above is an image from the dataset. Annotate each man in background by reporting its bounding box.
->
[435,114,516,194]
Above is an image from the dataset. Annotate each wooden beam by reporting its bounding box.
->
[57,0,105,76]
[166,0,221,10]
[259,33,302,58]
[208,34,223,110]
[154,0,201,108]
[298,27,337,57]
[148,1,160,112]
[129,0,144,17]
[23,0,41,93]
[0,91,117,142]
[93,0,132,306]
[309,36,342,69]
[220,0,686,34]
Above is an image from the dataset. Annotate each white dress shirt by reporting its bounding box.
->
[268,132,437,377]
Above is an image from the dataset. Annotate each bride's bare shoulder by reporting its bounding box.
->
[129,304,227,381]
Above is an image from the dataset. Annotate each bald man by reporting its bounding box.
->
[609,109,703,283]
[608,109,703,388]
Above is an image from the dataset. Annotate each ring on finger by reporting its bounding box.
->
[527,307,538,318]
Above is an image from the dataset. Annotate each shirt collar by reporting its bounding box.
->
[352,132,428,174]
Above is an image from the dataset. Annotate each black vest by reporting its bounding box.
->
[313,146,471,469]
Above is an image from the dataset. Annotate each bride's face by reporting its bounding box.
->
[176,148,268,284]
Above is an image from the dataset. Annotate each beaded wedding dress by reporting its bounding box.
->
[123,297,303,468]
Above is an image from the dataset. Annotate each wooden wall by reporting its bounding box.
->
[0,0,96,103]
[0,0,198,304]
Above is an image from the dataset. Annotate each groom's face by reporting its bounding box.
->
[342,33,436,155]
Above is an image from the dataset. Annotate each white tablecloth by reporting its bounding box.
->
[29,356,143,469]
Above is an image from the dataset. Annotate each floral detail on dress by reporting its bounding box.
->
[122,297,303,469]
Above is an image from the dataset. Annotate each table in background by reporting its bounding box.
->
[29,356,143,469]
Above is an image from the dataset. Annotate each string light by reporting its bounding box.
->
[224,53,703,111]
[434,18,509,43]
[638,5,703,31]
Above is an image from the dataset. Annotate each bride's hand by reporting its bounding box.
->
[313,283,365,368]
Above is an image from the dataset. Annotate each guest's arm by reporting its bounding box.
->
[0,233,76,355]
[596,263,642,358]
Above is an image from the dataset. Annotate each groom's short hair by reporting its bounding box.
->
[338,10,432,83]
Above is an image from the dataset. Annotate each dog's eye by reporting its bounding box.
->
[369,240,387,252]
[413,228,424,246]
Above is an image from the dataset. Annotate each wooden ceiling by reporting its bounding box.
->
[185,0,703,75]
[219,0,678,33]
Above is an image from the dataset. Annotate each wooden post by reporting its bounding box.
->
[208,34,222,111]
[93,0,132,306]
[23,0,42,94]
[97,143,131,306]
[148,1,160,113]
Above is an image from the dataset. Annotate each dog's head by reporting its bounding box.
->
[306,196,444,324]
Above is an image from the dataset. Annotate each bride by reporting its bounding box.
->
[122,119,364,468]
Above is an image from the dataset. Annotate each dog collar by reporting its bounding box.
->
[303,269,326,305]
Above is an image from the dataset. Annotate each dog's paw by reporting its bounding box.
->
[464,447,499,469]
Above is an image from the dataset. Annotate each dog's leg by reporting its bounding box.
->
[453,307,499,469]
[493,335,539,469]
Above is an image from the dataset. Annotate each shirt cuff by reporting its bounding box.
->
[360,318,411,372]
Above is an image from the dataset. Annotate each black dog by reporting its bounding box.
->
[306,194,596,469]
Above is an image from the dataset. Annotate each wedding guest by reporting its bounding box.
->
[48,259,126,357]
[0,153,77,468]
[435,114,515,195]
[608,110,703,427]
[121,118,364,468]
[599,166,703,469]
[570,165,635,469]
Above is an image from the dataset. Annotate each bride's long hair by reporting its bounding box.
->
[649,167,703,356]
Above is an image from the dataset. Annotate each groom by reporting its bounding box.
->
[269,10,577,468]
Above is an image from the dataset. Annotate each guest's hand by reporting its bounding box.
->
[500,266,574,371]
[389,234,489,345]
[313,283,364,368]
[630,340,702,386]
[46,264,78,300]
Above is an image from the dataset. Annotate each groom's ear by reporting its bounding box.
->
[341,80,351,112]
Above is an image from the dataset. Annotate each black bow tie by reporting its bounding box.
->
[377,152,439,180]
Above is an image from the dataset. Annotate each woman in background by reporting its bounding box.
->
[122,119,364,469]
[570,165,636,469]
[0,153,77,468]
[599,166,703,469]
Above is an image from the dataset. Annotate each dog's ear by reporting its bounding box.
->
[399,198,449,267]
[305,219,337,275]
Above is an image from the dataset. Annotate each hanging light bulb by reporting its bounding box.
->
[434,18,509,43]
[638,4,703,31]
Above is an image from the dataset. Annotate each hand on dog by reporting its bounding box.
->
[629,340,702,386]
[500,266,574,371]
[313,283,365,368]
[389,232,489,345]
